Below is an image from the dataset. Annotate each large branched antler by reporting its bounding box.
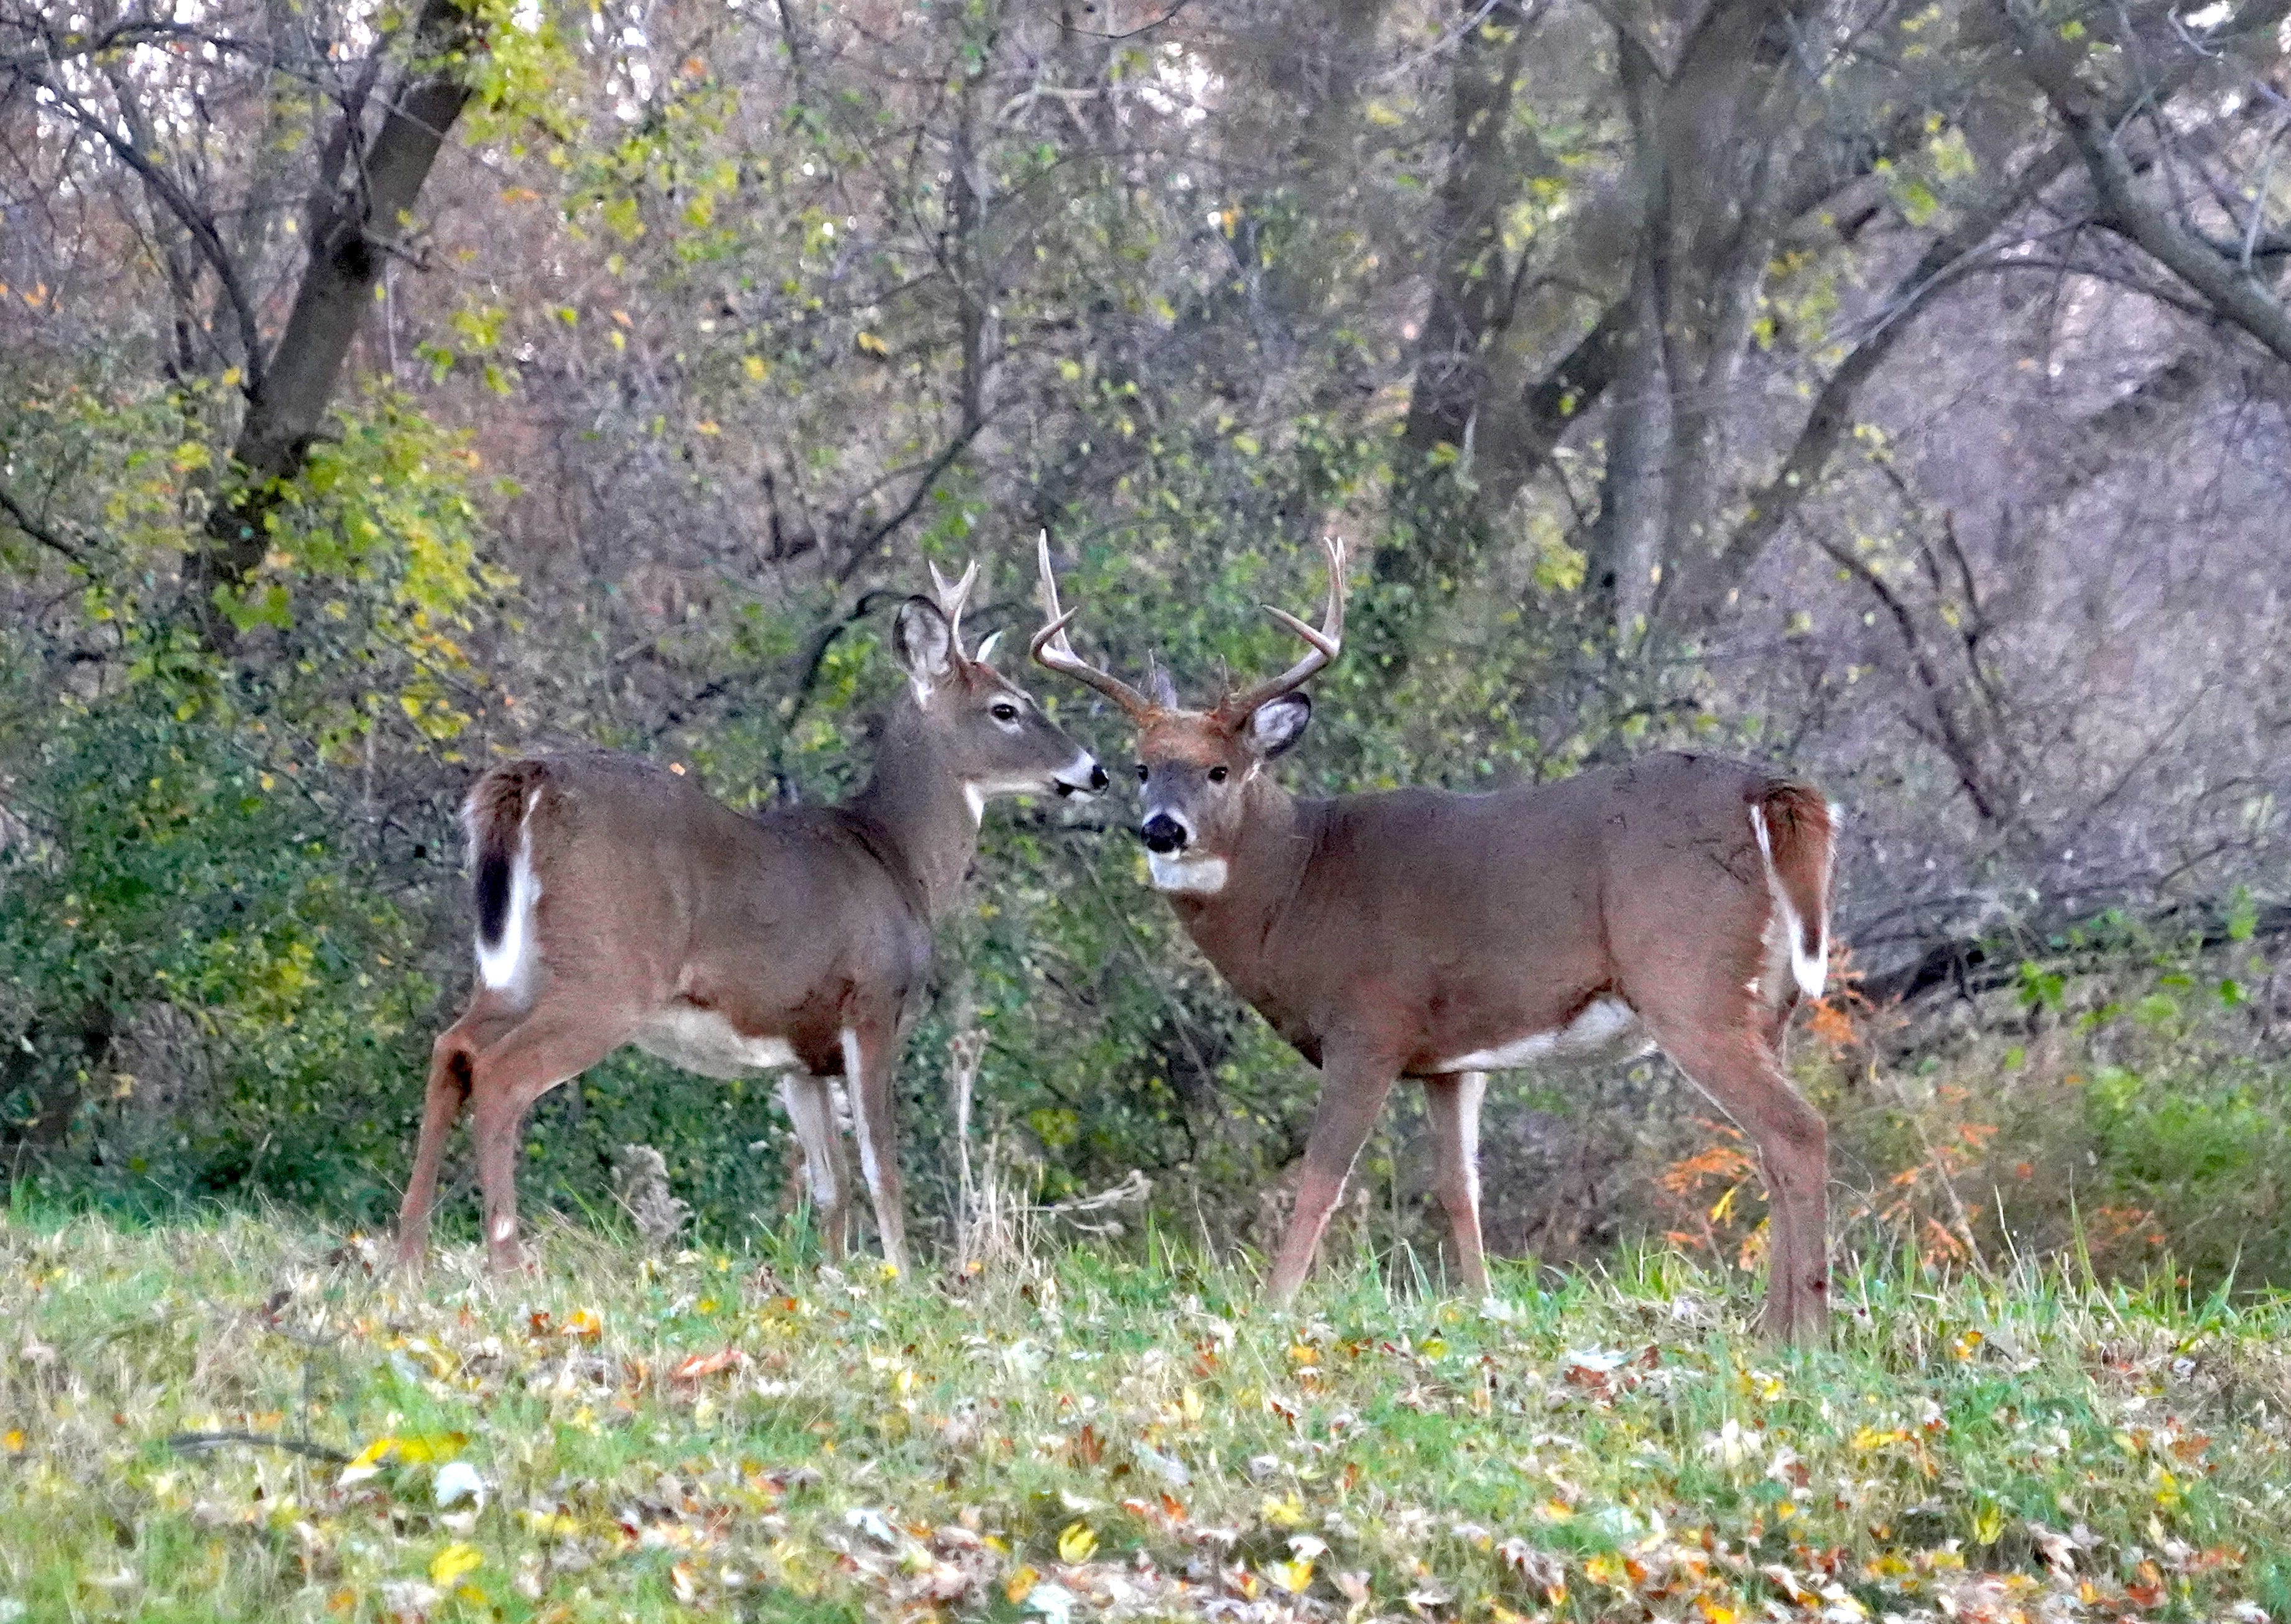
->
[1029,531,1155,719]
[1216,535,1348,721]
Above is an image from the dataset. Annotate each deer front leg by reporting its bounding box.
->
[841,1025,910,1276]
[1266,1049,1400,1304]
[779,1071,851,1257]
[1423,1071,1491,1296]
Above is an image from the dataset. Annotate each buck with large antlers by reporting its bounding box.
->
[1033,536,1838,1340]
[396,561,1106,1275]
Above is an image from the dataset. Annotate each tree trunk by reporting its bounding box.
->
[196,0,479,613]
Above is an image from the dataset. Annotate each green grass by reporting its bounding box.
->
[2,1212,2289,1622]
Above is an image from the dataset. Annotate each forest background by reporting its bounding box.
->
[4,0,2290,1292]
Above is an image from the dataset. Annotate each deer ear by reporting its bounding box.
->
[1245,692,1312,759]
[893,596,955,700]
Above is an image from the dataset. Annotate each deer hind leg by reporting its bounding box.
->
[1649,1013,1829,1344]
[396,1002,529,1270]
[396,1027,477,1271]
[465,1007,626,1276]
[841,1025,910,1276]
[1267,1051,1400,1304]
[1423,1071,1491,1296]
[779,1071,851,1258]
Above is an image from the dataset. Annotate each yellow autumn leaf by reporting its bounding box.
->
[394,1432,468,1464]
[1584,1551,1629,1588]
[855,331,891,356]
[743,354,771,381]
[1269,1558,1315,1594]
[1006,1565,1040,1603]
[1057,1521,1098,1563]
[1260,1492,1307,1529]
[337,1435,399,1485]
[567,1308,603,1339]
[1,1430,23,1452]
[430,1543,483,1586]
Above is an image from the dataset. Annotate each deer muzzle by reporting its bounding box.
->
[1139,812,1190,854]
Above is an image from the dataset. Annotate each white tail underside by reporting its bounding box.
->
[474,794,543,994]
[1749,801,1826,1001]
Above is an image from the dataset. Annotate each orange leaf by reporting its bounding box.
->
[670,1348,742,1382]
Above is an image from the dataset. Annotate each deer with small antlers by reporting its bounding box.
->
[1032,535,1839,1340]
[396,561,1106,1275]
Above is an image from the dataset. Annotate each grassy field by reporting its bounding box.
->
[2,1212,2288,1623]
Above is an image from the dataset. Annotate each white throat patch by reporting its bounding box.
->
[964,771,1067,826]
[1147,852,1230,894]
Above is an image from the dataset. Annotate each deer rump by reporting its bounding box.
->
[456,751,928,1077]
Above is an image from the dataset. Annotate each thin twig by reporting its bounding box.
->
[164,1430,351,1464]
[0,480,88,563]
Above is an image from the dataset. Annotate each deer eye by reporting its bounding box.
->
[1134,763,1149,782]
[990,702,1019,722]
[1208,765,1229,783]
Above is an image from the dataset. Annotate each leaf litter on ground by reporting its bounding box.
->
[0,1211,2288,1622]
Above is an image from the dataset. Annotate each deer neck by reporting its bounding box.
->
[846,703,981,920]
[1165,778,1314,985]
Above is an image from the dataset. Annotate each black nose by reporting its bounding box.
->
[1140,813,1188,854]
[1089,762,1109,793]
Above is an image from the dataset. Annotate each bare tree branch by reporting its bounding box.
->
[0,478,90,565]
[21,75,269,394]
[1999,0,2291,366]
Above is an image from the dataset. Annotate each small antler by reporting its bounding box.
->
[1217,535,1348,721]
[927,557,980,656]
[1029,531,1155,719]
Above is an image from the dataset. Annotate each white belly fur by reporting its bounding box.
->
[632,1005,798,1079]
[1435,996,1653,1074]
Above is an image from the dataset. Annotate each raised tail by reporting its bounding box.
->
[464,760,548,990]
[1749,780,1836,1001]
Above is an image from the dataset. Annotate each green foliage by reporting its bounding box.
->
[0,680,433,1217]
[1789,931,2291,1294]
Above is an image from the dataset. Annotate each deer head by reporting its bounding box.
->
[1031,532,1345,892]
[900,556,1108,811]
